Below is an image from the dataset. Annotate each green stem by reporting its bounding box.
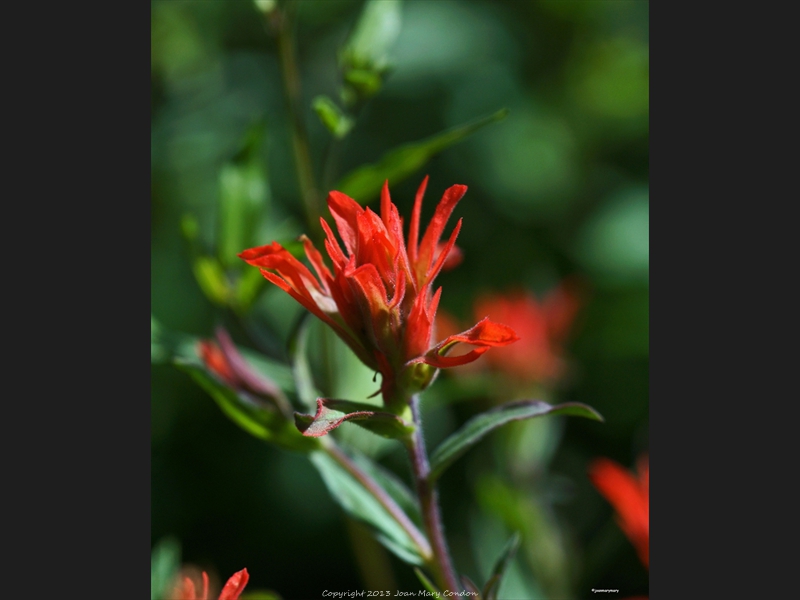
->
[406,394,461,593]
[274,0,323,239]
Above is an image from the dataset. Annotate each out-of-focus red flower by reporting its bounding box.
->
[588,455,649,569]
[172,568,249,600]
[471,283,581,384]
[239,177,518,406]
[197,327,290,416]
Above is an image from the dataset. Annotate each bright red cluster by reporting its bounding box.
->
[239,178,518,404]
[588,455,649,568]
[173,568,249,600]
[472,283,580,384]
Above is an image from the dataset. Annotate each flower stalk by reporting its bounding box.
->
[406,394,461,593]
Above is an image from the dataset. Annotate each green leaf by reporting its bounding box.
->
[309,450,426,565]
[295,398,415,441]
[176,362,319,453]
[151,315,199,364]
[335,109,509,203]
[192,255,231,306]
[340,0,402,73]
[151,536,180,600]
[414,568,441,597]
[429,400,603,482]
[348,450,421,527]
[313,95,354,139]
[461,575,483,600]
[483,532,521,600]
[234,265,267,313]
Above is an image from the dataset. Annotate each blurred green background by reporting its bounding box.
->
[151,1,648,598]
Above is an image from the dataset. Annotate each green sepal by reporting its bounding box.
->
[429,400,603,482]
[335,109,509,203]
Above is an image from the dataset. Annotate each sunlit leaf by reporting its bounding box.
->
[192,255,230,306]
[429,400,603,482]
[295,398,415,440]
[483,532,521,600]
[309,450,426,565]
[348,450,421,527]
[335,109,508,203]
[313,95,354,139]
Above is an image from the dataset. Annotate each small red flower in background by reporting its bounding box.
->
[438,281,581,385]
[172,568,249,600]
[198,327,290,416]
[239,177,518,405]
[588,455,649,569]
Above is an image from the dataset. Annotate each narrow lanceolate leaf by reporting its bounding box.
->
[287,314,321,410]
[176,362,319,453]
[429,400,603,482]
[295,398,415,440]
[309,450,426,565]
[349,451,422,527]
[335,109,509,203]
[483,532,521,600]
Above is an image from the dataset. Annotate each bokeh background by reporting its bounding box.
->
[151,1,648,598]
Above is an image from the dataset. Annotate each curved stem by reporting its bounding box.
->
[406,394,461,593]
[322,439,433,562]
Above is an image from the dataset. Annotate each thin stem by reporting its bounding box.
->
[406,395,461,593]
[323,440,433,561]
[274,0,323,239]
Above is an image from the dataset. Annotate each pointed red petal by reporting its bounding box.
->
[417,184,467,278]
[426,218,462,284]
[327,191,364,255]
[408,175,429,264]
[201,572,209,600]
[588,458,649,568]
[218,568,249,600]
[321,217,348,269]
[300,234,333,293]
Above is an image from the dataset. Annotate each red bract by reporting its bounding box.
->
[173,568,249,600]
[239,178,518,406]
[471,282,581,384]
[588,455,649,569]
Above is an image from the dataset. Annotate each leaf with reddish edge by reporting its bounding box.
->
[295,398,415,440]
[483,532,521,600]
[428,400,603,482]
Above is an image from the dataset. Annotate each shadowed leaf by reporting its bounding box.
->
[414,568,441,597]
[335,109,509,203]
[483,532,521,600]
[176,363,319,453]
[429,400,603,482]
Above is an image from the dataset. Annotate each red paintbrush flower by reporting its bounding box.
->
[472,283,581,384]
[588,455,649,569]
[239,177,518,407]
[172,568,249,600]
